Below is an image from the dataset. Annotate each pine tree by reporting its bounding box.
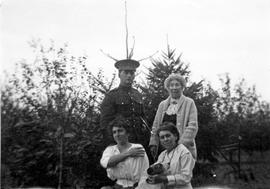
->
[140,45,219,163]
[140,45,190,123]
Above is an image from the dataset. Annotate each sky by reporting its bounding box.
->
[1,0,270,101]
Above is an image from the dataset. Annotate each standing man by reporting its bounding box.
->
[100,59,149,147]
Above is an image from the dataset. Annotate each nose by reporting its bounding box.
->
[126,72,133,77]
[114,131,119,137]
[170,85,179,90]
[163,136,169,141]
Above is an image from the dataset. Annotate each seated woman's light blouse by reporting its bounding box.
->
[100,143,149,187]
[156,144,195,189]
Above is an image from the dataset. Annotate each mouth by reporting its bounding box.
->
[115,135,126,141]
[126,80,133,84]
[114,136,121,141]
[162,142,172,147]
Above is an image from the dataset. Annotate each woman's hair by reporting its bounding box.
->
[164,73,186,92]
[157,122,180,142]
[109,115,131,134]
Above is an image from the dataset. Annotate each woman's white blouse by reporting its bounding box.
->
[100,143,149,187]
[157,144,195,188]
[166,98,181,115]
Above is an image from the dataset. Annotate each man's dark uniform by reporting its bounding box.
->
[100,59,149,147]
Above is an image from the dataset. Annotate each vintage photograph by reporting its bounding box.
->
[1,0,270,188]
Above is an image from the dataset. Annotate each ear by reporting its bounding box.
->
[125,130,130,138]
[173,133,179,142]
[118,70,122,78]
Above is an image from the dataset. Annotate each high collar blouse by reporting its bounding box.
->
[166,96,183,115]
[157,144,195,189]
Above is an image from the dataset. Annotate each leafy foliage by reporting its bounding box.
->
[1,41,270,188]
[215,74,270,154]
[1,40,113,188]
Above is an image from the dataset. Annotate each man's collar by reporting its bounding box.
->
[119,84,132,91]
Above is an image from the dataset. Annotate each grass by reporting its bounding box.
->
[192,150,270,189]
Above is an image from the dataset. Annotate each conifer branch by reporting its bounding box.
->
[166,34,170,55]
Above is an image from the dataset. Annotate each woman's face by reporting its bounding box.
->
[168,79,183,99]
[159,130,178,151]
[112,126,129,144]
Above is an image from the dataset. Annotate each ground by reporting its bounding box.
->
[193,150,270,189]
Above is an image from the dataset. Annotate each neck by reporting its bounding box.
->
[117,142,131,150]
[119,84,132,89]
[171,94,182,100]
[167,144,177,153]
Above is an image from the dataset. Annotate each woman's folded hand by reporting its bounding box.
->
[146,175,168,184]
[127,147,145,157]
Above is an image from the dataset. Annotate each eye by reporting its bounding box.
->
[124,70,135,75]
[160,134,170,139]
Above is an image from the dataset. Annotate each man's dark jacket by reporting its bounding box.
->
[100,85,149,146]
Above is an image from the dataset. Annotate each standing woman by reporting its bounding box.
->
[149,73,198,160]
[100,115,149,189]
[146,122,195,189]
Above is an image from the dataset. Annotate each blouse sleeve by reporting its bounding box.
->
[167,150,195,186]
[140,151,150,177]
[100,146,114,168]
[133,144,150,178]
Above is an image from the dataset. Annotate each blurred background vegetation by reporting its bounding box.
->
[1,40,270,188]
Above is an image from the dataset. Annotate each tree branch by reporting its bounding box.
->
[125,1,129,59]
[138,51,159,62]
[100,49,118,61]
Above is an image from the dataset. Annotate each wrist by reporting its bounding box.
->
[123,151,130,158]
[163,176,168,183]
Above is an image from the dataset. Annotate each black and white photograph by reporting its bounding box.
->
[1,0,270,188]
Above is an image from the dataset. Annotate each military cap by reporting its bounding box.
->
[114,59,140,70]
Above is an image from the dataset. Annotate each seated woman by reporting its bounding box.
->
[145,122,195,189]
[100,115,149,189]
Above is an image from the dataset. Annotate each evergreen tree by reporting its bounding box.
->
[140,45,191,124]
[140,45,219,162]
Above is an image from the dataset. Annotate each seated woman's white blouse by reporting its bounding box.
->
[100,143,149,187]
[156,144,195,189]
